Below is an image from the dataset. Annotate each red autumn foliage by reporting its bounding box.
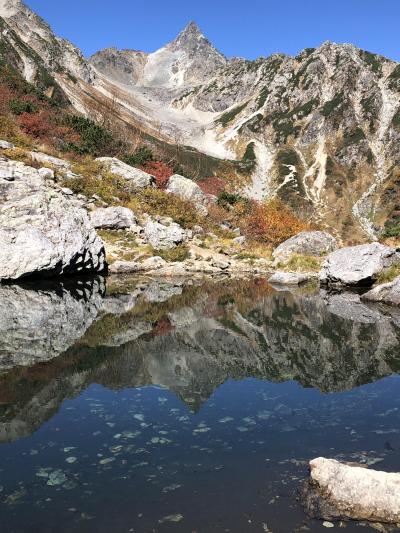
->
[198,177,226,196]
[152,316,174,337]
[140,160,174,189]
[17,111,51,138]
[243,198,309,246]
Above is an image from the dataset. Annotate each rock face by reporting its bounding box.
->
[90,206,136,229]
[302,457,400,524]
[273,231,337,262]
[361,275,400,305]
[166,174,208,215]
[144,220,185,250]
[95,157,155,188]
[0,159,106,280]
[320,243,400,287]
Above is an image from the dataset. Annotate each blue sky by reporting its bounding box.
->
[25,0,400,61]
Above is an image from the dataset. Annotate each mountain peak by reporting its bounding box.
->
[168,20,226,65]
[175,21,205,43]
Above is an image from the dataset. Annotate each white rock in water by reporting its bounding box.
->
[90,206,136,229]
[144,220,185,250]
[273,231,337,261]
[308,457,400,523]
[320,243,400,287]
[166,174,208,215]
[0,160,106,280]
[361,275,400,306]
[96,157,155,188]
[268,271,315,285]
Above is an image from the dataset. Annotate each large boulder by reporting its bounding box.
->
[96,157,155,188]
[320,243,400,287]
[0,160,106,281]
[144,220,185,250]
[361,276,400,306]
[166,174,208,215]
[273,231,337,262]
[301,457,400,524]
[90,206,136,229]
[29,151,71,170]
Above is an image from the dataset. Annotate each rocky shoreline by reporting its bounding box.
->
[0,150,399,308]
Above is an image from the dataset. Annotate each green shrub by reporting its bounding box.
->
[217,191,244,207]
[278,254,322,272]
[217,102,248,127]
[124,146,154,166]
[321,93,344,117]
[9,99,37,115]
[63,114,123,156]
[343,127,366,147]
[376,264,400,284]
[152,244,190,262]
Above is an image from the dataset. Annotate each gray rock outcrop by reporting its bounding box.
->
[29,151,71,169]
[301,457,400,524]
[95,157,155,188]
[0,160,106,280]
[90,206,136,229]
[144,220,185,250]
[273,231,337,262]
[320,243,400,287]
[361,275,400,306]
[166,174,208,215]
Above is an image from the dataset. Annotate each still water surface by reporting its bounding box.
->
[0,276,399,532]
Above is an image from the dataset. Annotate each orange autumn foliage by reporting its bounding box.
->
[243,198,309,246]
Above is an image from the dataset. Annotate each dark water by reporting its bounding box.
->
[0,275,400,532]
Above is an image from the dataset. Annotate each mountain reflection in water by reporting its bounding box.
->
[0,276,399,532]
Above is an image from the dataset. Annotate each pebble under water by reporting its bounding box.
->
[0,275,399,532]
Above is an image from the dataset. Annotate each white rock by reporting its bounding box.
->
[144,220,185,250]
[38,167,55,180]
[108,260,140,274]
[90,207,136,229]
[361,275,400,306]
[166,174,208,215]
[141,256,167,270]
[268,271,315,285]
[211,259,230,270]
[0,140,15,149]
[96,157,155,188]
[29,151,71,169]
[320,243,400,287]
[233,236,246,245]
[307,457,400,523]
[0,160,106,280]
[273,231,337,262]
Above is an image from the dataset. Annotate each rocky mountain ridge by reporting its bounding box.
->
[0,0,399,240]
